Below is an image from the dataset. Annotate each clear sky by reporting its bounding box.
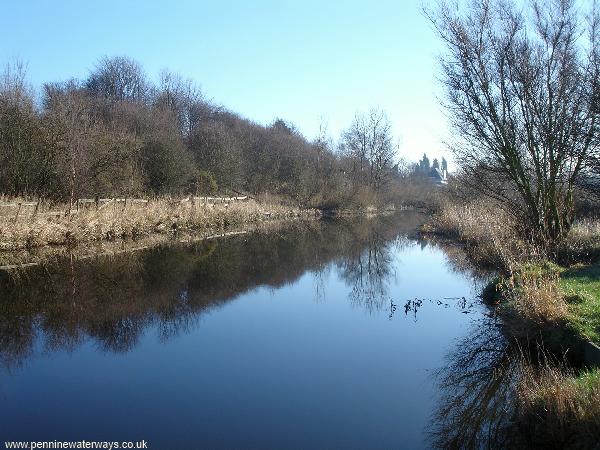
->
[1,0,449,163]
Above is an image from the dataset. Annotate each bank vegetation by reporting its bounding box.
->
[426,0,600,447]
[0,56,450,251]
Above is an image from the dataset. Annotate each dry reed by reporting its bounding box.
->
[428,200,540,270]
[502,264,568,325]
[516,360,600,448]
[0,197,317,252]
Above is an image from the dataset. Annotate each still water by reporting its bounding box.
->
[0,213,505,449]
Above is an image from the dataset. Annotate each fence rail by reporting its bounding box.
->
[0,195,250,222]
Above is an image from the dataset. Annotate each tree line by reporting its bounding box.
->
[0,57,413,209]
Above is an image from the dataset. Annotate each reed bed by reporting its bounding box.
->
[426,200,541,270]
[557,218,600,264]
[0,197,317,252]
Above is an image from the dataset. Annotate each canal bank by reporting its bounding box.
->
[423,200,600,448]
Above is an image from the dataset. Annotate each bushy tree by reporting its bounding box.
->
[429,0,600,244]
[188,119,243,191]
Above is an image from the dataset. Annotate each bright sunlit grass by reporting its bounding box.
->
[561,263,600,345]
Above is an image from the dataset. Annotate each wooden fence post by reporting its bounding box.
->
[14,202,22,222]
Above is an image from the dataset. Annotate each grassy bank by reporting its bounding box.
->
[493,260,600,449]
[426,200,600,448]
[479,261,600,349]
[427,201,600,344]
[0,197,317,253]
[561,263,600,345]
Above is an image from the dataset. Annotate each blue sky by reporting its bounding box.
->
[1,0,448,163]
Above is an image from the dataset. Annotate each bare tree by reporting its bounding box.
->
[428,0,600,244]
[44,81,143,204]
[341,109,396,190]
[87,56,149,103]
[0,60,33,107]
[0,61,60,196]
[155,70,210,136]
[44,82,96,209]
[341,113,369,185]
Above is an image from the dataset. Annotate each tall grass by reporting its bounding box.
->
[431,199,600,268]
[500,263,568,332]
[557,218,600,264]
[427,200,541,270]
[0,197,316,251]
[516,361,600,448]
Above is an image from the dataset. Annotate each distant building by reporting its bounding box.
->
[429,168,448,185]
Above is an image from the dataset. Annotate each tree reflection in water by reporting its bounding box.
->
[338,230,395,313]
[1,213,575,447]
[428,309,530,449]
[0,212,425,369]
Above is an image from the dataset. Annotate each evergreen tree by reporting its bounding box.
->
[419,153,430,173]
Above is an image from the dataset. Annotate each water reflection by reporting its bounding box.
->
[0,213,425,369]
[425,244,579,449]
[337,226,398,313]
[428,313,518,449]
[2,212,524,448]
